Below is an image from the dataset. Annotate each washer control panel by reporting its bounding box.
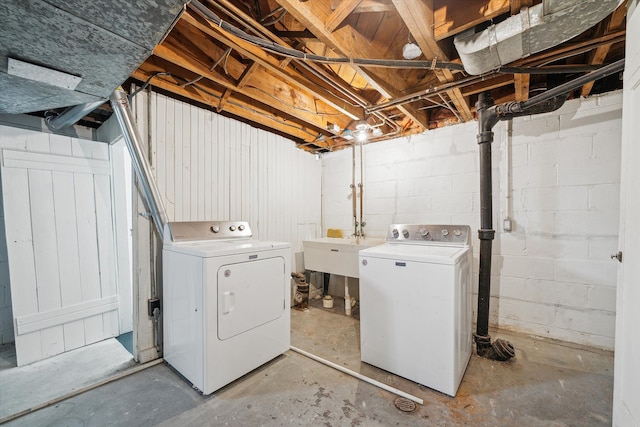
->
[169,221,253,241]
[386,224,470,246]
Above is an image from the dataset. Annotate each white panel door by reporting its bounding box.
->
[1,148,120,366]
[613,2,640,425]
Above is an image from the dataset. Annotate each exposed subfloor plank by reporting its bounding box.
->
[2,304,613,426]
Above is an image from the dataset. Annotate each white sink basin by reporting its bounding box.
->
[303,237,384,278]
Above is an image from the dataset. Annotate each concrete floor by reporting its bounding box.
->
[2,298,614,426]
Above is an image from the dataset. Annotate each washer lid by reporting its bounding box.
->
[163,239,289,257]
[359,242,469,265]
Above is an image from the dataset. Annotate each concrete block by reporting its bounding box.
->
[525,279,589,308]
[511,164,558,190]
[588,237,618,260]
[516,211,555,235]
[509,144,528,167]
[511,115,560,145]
[592,130,622,166]
[498,299,557,326]
[431,152,477,176]
[363,213,395,236]
[365,180,397,199]
[559,105,622,138]
[411,175,452,196]
[497,255,555,280]
[366,197,396,215]
[555,307,615,337]
[396,159,433,180]
[365,164,398,183]
[528,135,592,167]
[557,155,622,186]
[396,197,429,214]
[525,236,589,259]
[450,172,479,194]
[521,187,589,211]
[495,234,527,256]
[589,184,620,213]
[449,213,479,232]
[496,276,527,300]
[554,211,587,235]
[588,285,617,312]
[554,258,617,286]
[430,193,473,213]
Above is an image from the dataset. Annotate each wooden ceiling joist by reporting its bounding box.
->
[275,0,429,129]
[433,0,510,41]
[126,0,625,149]
[392,0,474,122]
[181,10,364,122]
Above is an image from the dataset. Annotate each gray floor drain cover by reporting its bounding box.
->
[394,397,416,412]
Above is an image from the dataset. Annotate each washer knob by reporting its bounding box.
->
[211,225,220,233]
[392,228,399,238]
[419,228,429,237]
[238,224,245,231]
[441,229,449,236]
[229,225,237,231]
[402,229,410,238]
[453,229,461,237]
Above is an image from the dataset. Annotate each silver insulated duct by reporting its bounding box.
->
[454,0,624,75]
[110,88,171,242]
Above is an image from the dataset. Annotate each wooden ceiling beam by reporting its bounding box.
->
[433,0,510,41]
[202,0,366,121]
[153,42,344,135]
[511,0,533,101]
[326,0,362,32]
[392,0,473,122]
[274,0,428,129]
[131,67,323,146]
[461,74,514,97]
[580,1,627,97]
[330,0,395,13]
[217,62,260,112]
[181,10,364,122]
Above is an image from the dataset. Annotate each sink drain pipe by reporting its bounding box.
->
[474,58,625,361]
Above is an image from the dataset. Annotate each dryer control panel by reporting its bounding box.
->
[169,221,253,241]
[386,224,471,246]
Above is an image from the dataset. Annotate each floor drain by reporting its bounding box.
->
[394,397,417,412]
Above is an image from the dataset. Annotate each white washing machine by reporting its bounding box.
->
[163,221,290,395]
[359,224,472,397]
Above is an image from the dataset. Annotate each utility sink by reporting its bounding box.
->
[302,237,384,278]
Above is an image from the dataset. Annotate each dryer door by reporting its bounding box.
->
[217,257,285,340]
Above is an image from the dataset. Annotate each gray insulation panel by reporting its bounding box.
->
[0,0,185,114]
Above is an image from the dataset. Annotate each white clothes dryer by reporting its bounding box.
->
[163,221,290,395]
[359,224,472,397]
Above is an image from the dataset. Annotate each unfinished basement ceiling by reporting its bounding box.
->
[0,0,185,120]
[3,0,628,150]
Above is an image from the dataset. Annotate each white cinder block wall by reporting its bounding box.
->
[322,91,622,350]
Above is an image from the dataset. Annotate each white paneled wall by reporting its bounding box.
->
[322,91,622,349]
[131,90,322,271]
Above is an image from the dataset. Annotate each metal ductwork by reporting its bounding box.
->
[454,0,624,75]
[0,0,186,114]
[110,88,171,243]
